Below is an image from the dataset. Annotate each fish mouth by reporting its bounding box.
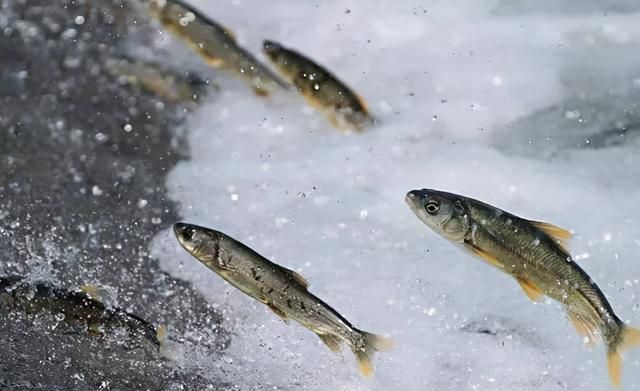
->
[405,189,429,209]
[173,222,188,237]
[173,222,197,245]
[262,40,281,55]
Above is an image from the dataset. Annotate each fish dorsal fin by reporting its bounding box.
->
[317,333,342,353]
[515,277,544,302]
[284,267,310,289]
[463,242,504,269]
[356,93,370,114]
[222,26,236,42]
[530,220,572,252]
[80,284,103,302]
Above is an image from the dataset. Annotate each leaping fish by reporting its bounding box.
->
[173,222,392,376]
[263,40,374,132]
[405,189,640,387]
[149,0,288,96]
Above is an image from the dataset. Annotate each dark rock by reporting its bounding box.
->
[0,0,230,389]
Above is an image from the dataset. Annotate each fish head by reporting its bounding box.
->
[173,222,216,258]
[263,40,299,81]
[405,189,470,242]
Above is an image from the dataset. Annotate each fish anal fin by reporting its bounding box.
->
[463,242,504,269]
[317,333,342,353]
[530,220,573,252]
[568,312,600,346]
[267,303,289,324]
[516,277,544,303]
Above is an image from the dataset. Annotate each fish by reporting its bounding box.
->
[173,222,392,376]
[148,0,288,96]
[0,276,164,351]
[405,189,640,387]
[262,40,374,132]
[106,56,209,103]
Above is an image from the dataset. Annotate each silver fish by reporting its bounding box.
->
[148,0,288,96]
[406,188,640,387]
[173,222,391,376]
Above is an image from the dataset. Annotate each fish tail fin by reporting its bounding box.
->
[607,325,640,388]
[156,325,169,355]
[352,330,393,377]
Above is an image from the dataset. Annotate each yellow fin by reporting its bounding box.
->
[622,325,640,347]
[463,242,504,269]
[516,277,544,302]
[355,93,370,114]
[317,333,342,352]
[530,220,572,252]
[156,325,168,343]
[607,326,640,387]
[203,55,225,68]
[252,85,271,97]
[156,325,169,355]
[80,284,102,301]
[568,312,600,346]
[608,349,623,388]
[355,352,374,377]
[267,303,289,323]
[353,331,392,377]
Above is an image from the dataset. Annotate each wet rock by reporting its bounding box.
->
[0,0,229,388]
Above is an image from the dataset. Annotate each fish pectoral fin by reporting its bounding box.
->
[283,268,310,289]
[529,220,573,252]
[515,277,545,302]
[463,242,504,269]
[252,85,271,97]
[202,54,225,68]
[568,312,600,345]
[267,303,289,324]
[317,333,342,353]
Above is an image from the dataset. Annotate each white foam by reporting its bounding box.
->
[150,1,640,389]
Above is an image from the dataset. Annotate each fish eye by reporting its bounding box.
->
[182,229,195,241]
[425,200,440,215]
